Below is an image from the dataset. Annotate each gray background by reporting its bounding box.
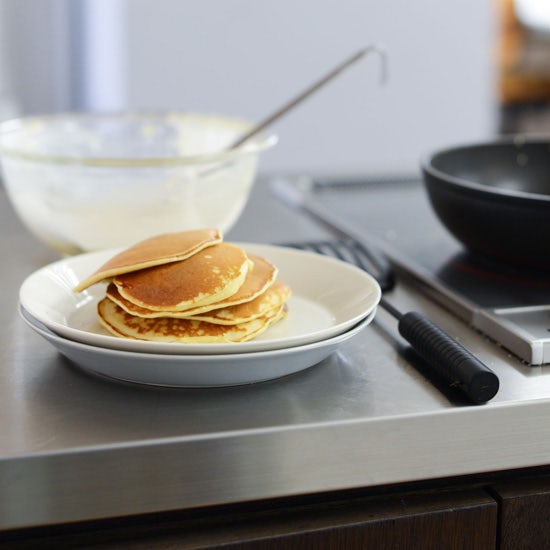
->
[0,0,496,175]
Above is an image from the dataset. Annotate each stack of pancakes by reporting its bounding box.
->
[74,229,291,343]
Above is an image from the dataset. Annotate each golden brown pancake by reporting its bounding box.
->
[74,228,222,292]
[189,279,291,325]
[113,242,250,312]
[97,297,287,343]
[105,253,278,318]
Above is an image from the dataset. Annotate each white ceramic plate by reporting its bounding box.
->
[20,306,375,387]
[19,243,381,355]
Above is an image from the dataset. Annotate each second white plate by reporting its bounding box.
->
[19,243,381,355]
[21,306,376,387]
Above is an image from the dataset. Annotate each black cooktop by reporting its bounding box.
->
[285,175,550,365]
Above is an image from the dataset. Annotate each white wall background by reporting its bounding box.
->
[1,0,498,176]
[123,0,497,175]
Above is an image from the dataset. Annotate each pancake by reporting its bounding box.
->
[113,242,250,312]
[188,279,291,325]
[105,253,278,318]
[97,296,287,343]
[74,228,222,292]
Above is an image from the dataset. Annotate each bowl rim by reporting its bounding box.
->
[420,135,550,203]
[0,110,278,167]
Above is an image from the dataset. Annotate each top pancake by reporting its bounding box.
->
[73,228,222,292]
[113,242,250,312]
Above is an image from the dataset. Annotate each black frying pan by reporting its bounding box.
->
[421,137,550,272]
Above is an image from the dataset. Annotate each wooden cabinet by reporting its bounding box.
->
[0,488,497,549]
[492,475,550,550]
[5,471,550,549]
[156,489,497,550]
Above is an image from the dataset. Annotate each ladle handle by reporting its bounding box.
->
[228,44,387,150]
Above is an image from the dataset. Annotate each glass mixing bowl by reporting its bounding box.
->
[0,111,277,254]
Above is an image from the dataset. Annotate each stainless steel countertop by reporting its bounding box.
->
[2,176,550,531]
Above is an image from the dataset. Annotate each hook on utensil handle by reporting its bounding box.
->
[229,44,388,150]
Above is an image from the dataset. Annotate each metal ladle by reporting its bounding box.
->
[198,45,386,178]
[227,44,388,151]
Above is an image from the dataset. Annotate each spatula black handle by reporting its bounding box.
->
[398,311,499,404]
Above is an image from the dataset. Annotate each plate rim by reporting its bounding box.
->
[20,304,375,360]
[20,305,376,387]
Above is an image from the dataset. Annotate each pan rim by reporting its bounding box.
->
[421,135,550,203]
